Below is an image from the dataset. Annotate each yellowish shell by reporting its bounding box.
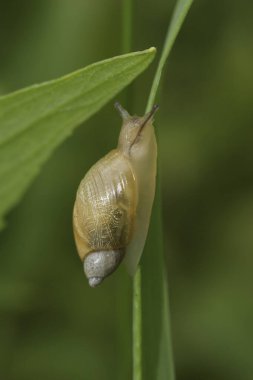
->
[73,149,137,261]
[73,102,158,287]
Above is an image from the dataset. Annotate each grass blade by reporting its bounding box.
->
[133,267,142,380]
[136,1,195,379]
[147,0,194,110]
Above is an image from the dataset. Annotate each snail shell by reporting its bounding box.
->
[73,103,158,287]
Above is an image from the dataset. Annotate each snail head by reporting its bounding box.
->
[115,102,159,155]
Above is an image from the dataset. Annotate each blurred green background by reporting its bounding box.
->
[0,1,253,379]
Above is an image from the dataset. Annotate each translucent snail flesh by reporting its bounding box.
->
[73,103,158,287]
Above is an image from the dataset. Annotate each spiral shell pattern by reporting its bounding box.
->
[73,149,137,262]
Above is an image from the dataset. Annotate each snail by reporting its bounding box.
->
[73,102,158,287]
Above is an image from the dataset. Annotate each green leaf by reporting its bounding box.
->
[147,0,194,111]
[0,47,156,229]
[133,1,194,380]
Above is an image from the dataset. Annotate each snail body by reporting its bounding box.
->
[73,103,158,287]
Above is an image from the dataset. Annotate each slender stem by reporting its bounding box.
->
[146,0,194,112]
[123,1,194,379]
[121,2,141,380]
[133,266,142,380]
[143,2,194,379]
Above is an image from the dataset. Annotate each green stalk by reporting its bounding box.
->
[133,1,194,380]
[146,0,194,112]
[122,0,194,379]
[133,266,142,380]
[121,1,141,380]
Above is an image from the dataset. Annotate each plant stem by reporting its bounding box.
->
[123,0,194,379]
[133,266,142,380]
[121,2,141,380]
[142,2,194,380]
[146,0,194,112]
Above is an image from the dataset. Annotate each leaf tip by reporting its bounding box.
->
[147,46,157,55]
